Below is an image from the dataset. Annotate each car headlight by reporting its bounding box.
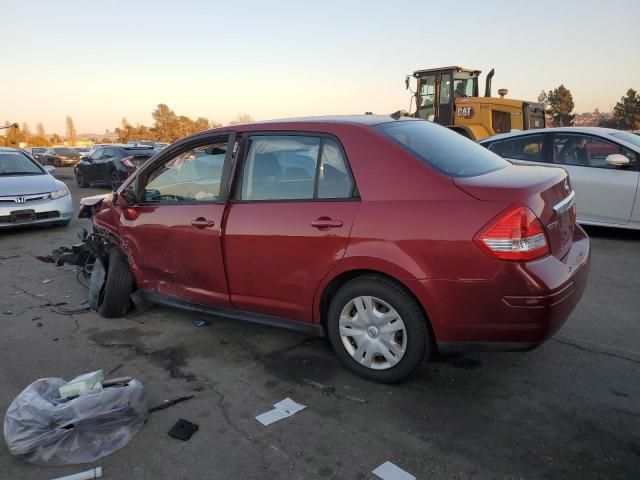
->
[50,187,70,199]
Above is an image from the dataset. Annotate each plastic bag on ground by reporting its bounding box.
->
[3,372,147,466]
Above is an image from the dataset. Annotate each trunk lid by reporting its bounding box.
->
[454,164,575,259]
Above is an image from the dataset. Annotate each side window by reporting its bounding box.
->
[142,140,228,203]
[552,134,636,169]
[500,135,544,162]
[487,141,503,156]
[439,73,451,104]
[101,148,115,159]
[90,149,104,161]
[241,136,319,201]
[318,138,354,199]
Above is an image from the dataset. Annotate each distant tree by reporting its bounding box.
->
[228,113,254,125]
[152,104,179,141]
[546,85,575,127]
[21,122,31,144]
[607,89,640,130]
[51,133,62,145]
[65,116,77,146]
[31,122,49,146]
[210,120,223,129]
[194,117,210,132]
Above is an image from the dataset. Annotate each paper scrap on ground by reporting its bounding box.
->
[372,461,416,480]
[255,397,306,426]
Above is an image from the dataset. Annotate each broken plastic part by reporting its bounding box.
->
[3,373,147,466]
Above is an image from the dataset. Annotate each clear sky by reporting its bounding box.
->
[2,0,639,134]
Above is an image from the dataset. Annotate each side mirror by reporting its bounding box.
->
[44,165,56,174]
[606,153,630,167]
[120,188,139,206]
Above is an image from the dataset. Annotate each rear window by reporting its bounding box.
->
[123,147,154,155]
[374,120,508,177]
[54,148,75,155]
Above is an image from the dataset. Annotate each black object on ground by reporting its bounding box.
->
[168,419,199,441]
[53,300,91,315]
[148,395,195,414]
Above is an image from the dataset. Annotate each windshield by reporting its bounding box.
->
[0,151,44,175]
[610,131,640,149]
[374,120,508,177]
[54,148,76,155]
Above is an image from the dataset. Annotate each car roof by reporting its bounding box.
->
[479,126,625,143]
[226,114,420,129]
[0,147,21,153]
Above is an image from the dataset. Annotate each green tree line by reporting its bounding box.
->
[538,86,639,129]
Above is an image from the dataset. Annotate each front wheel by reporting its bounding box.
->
[98,248,134,318]
[76,170,89,188]
[327,275,430,383]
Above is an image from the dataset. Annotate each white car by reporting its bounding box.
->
[479,127,640,230]
[0,147,73,228]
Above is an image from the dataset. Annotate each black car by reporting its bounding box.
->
[42,147,82,167]
[26,147,47,162]
[74,145,156,189]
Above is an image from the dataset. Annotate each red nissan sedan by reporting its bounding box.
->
[79,115,589,383]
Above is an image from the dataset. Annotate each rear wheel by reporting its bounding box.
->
[98,248,133,318]
[327,275,430,383]
[75,170,89,188]
[110,171,121,191]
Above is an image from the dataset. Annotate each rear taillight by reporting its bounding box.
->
[473,204,550,261]
[121,156,136,168]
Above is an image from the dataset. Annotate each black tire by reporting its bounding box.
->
[76,170,89,188]
[110,171,121,191]
[98,248,134,318]
[327,274,430,383]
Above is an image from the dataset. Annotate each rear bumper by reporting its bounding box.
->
[409,225,590,352]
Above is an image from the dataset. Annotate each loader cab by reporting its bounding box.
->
[412,67,480,127]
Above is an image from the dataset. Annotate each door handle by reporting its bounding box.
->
[311,217,343,229]
[191,217,215,229]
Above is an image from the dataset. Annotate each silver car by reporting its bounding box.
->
[479,127,640,230]
[0,147,74,228]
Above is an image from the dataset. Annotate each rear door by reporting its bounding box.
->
[118,133,235,306]
[223,133,359,323]
[84,149,104,182]
[98,148,117,182]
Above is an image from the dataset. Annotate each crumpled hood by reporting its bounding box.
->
[0,174,58,196]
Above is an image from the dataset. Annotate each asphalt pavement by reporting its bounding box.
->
[0,168,638,479]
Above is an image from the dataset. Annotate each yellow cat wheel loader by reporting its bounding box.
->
[404,66,545,141]
[0,123,20,148]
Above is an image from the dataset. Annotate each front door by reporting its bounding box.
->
[436,72,453,126]
[224,133,359,323]
[497,133,640,225]
[118,134,235,306]
[548,133,639,225]
[416,74,437,122]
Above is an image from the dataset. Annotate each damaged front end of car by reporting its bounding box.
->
[37,193,123,311]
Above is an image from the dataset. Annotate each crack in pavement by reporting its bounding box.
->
[552,336,640,365]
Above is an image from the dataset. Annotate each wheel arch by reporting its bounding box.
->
[317,268,436,346]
